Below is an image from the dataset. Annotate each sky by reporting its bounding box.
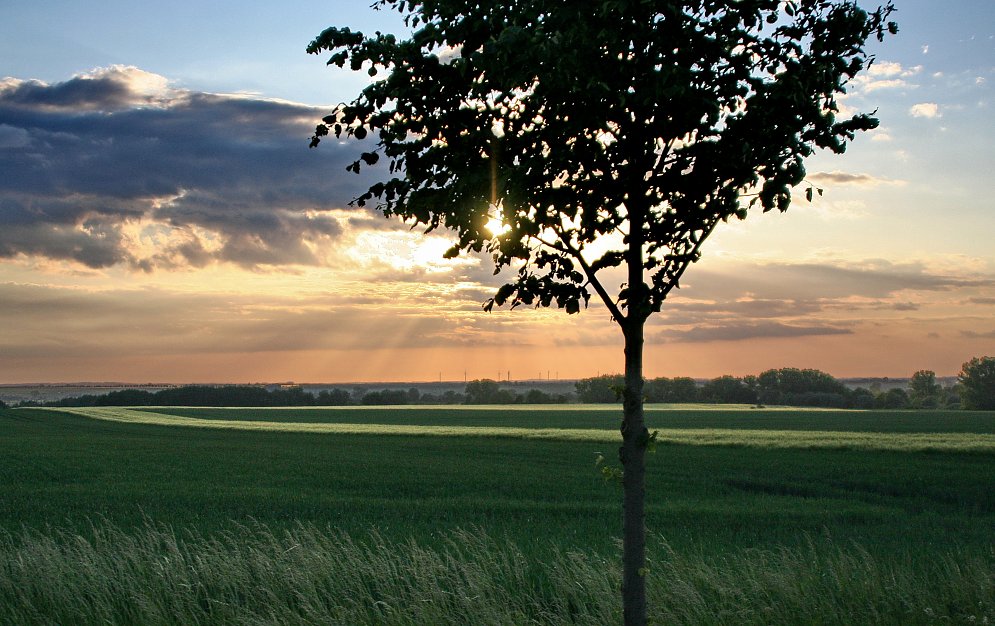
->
[0,1,993,384]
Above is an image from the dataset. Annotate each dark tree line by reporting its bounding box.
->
[574,366,971,410]
[10,357,990,410]
[462,379,571,404]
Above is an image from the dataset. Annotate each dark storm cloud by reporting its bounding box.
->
[0,74,139,111]
[0,66,377,269]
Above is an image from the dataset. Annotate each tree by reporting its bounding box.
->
[308,2,895,622]
[576,374,626,403]
[848,386,875,409]
[700,375,757,404]
[959,356,995,410]
[464,378,514,404]
[909,369,942,409]
[875,387,910,409]
[667,377,701,403]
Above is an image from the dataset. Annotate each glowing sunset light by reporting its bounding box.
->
[0,1,992,384]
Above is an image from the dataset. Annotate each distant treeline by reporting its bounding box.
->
[23,385,446,408]
[11,362,990,410]
[575,368,963,410]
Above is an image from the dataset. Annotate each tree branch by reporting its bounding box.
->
[536,233,625,324]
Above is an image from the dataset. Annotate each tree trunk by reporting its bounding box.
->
[621,319,647,626]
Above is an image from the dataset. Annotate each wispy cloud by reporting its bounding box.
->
[852,61,921,93]
[807,171,905,187]
[680,260,994,301]
[961,329,995,339]
[909,102,941,118]
[655,322,852,344]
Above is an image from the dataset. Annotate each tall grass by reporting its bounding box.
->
[1,521,991,625]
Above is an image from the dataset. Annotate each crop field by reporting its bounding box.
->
[1,405,993,624]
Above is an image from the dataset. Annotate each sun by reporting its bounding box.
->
[485,216,510,237]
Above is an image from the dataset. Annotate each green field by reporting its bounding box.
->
[1,406,993,624]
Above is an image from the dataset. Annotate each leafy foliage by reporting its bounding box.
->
[308,0,896,323]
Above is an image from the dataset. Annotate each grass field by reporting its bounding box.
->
[1,405,992,624]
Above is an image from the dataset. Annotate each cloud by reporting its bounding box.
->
[867,62,920,78]
[0,66,378,270]
[679,260,995,301]
[909,102,941,118]
[655,322,852,344]
[961,329,995,339]
[0,281,514,360]
[969,297,995,305]
[851,61,921,93]
[0,124,30,148]
[807,171,904,186]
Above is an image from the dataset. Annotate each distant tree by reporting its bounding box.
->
[0,399,6,410]
[757,368,847,406]
[958,356,995,410]
[524,388,553,404]
[642,377,670,403]
[847,387,876,409]
[316,388,352,405]
[575,375,625,404]
[876,387,910,410]
[668,377,701,403]
[464,379,515,404]
[942,384,963,409]
[361,389,409,405]
[700,375,757,404]
[308,2,895,621]
[96,389,156,406]
[908,370,942,409]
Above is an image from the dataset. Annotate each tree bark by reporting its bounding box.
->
[621,318,647,626]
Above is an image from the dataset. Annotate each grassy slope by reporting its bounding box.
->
[1,407,992,554]
[139,404,995,433]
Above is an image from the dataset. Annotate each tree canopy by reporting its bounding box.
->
[310,0,896,325]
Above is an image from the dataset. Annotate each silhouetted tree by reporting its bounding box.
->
[701,375,757,404]
[667,377,701,403]
[959,356,995,410]
[757,367,848,406]
[876,387,910,409]
[464,379,514,404]
[576,374,626,404]
[316,389,353,405]
[909,369,942,409]
[362,389,409,405]
[308,2,895,621]
[848,387,876,409]
[524,388,554,404]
